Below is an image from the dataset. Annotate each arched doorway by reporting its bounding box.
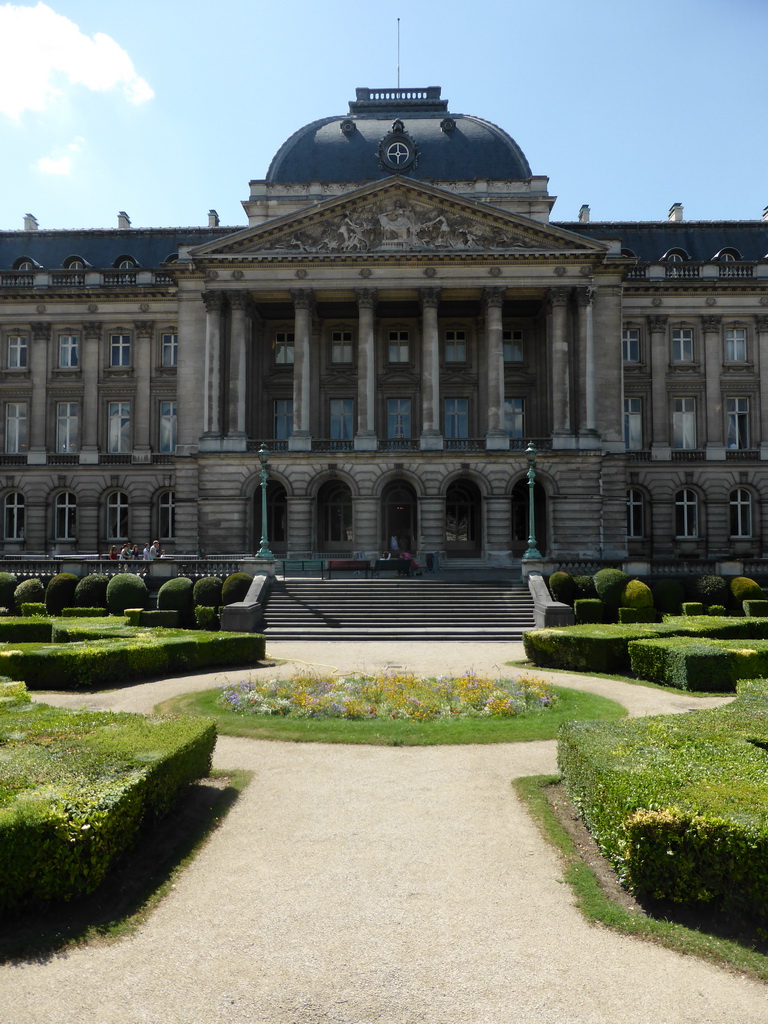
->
[510,480,546,556]
[445,480,481,558]
[317,480,353,552]
[381,480,417,554]
[255,481,288,554]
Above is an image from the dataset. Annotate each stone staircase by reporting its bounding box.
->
[262,577,535,641]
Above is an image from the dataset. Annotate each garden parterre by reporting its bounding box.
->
[219,671,555,722]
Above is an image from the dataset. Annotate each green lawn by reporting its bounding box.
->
[156,684,626,745]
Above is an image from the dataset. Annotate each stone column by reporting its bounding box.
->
[80,321,101,463]
[288,289,313,452]
[133,320,153,461]
[418,495,446,561]
[226,291,248,446]
[352,495,378,556]
[287,495,313,554]
[28,322,50,464]
[419,288,442,449]
[757,316,768,459]
[202,291,224,440]
[648,315,669,452]
[702,315,723,453]
[577,287,598,439]
[484,287,508,450]
[355,289,377,450]
[548,287,571,439]
[485,495,513,566]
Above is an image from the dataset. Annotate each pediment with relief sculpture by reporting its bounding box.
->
[191,179,606,260]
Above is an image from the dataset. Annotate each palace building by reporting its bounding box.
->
[1,86,768,565]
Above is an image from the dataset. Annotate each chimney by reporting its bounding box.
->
[668,203,683,222]
[578,204,590,223]
[117,211,131,229]
[23,213,38,231]
[208,209,220,228]
[763,206,768,222]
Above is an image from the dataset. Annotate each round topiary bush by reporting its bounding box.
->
[221,572,253,605]
[157,576,195,627]
[547,571,577,605]
[74,573,109,609]
[573,575,597,599]
[729,576,764,608]
[689,574,729,608]
[0,571,17,610]
[106,573,148,615]
[620,578,653,609]
[193,576,223,608]
[14,578,45,612]
[593,568,630,611]
[652,578,685,615]
[44,572,78,616]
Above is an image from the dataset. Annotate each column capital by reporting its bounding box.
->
[31,322,50,341]
[482,286,506,310]
[290,288,315,311]
[755,315,768,333]
[548,286,569,308]
[576,285,596,307]
[701,315,722,333]
[81,321,102,339]
[202,290,225,313]
[647,314,668,333]
[133,320,154,339]
[419,287,441,310]
[229,290,249,311]
[355,287,378,309]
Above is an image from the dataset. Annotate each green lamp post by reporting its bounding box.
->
[523,441,543,560]
[256,443,274,559]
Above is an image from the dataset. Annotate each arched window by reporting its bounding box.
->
[317,481,352,550]
[4,492,24,540]
[55,491,77,540]
[107,491,129,540]
[729,488,752,538]
[445,480,482,557]
[675,488,698,538]
[158,490,175,539]
[626,489,645,539]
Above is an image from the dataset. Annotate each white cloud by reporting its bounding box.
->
[0,2,154,120]
[36,136,85,176]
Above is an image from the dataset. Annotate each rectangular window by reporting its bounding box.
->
[329,398,354,440]
[388,330,409,363]
[109,334,131,367]
[444,329,466,363]
[627,490,644,539]
[5,402,27,454]
[56,402,79,453]
[386,398,411,439]
[726,396,750,449]
[273,399,293,440]
[444,397,468,439]
[725,328,747,362]
[623,397,643,450]
[622,328,640,363]
[672,397,696,449]
[274,331,294,365]
[503,329,523,363]
[504,397,525,438]
[7,335,28,369]
[161,332,178,367]
[58,334,79,368]
[331,329,353,364]
[159,400,177,453]
[108,401,131,453]
[4,493,24,541]
[671,328,694,362]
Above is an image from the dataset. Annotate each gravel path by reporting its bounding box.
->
[2,641,765,1023]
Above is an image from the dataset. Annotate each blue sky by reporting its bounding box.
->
[1,0,766,231]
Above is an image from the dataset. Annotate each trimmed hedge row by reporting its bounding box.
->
[0,692,217,911]
[628,636,768,692]
[558,679,768,924]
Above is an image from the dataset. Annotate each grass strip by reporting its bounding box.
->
[514,775,768,983]
[155,685,626,745]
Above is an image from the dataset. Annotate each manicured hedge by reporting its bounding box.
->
[157,577,194,627]
[106,573,148,615]
[558,679,768,925]
[0,618,53,643]
[628,636,768,692]
[0,693,216,911]
[574,598,603,624]
[61,607,108,618]
[74,573,109,609]
[45,572,78,615]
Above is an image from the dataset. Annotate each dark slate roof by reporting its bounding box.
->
[266,87,532,184]
[0,226,237,270]
[555,221,768,262]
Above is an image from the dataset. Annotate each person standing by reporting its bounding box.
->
[149,540,160,560]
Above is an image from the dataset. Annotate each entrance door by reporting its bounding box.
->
[510,480,546,556]
[381,481,417,554]
[445,480,481,558]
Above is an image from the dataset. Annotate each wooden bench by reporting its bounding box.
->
[372,558,412,577]
[326,559,371,578]
[280,558,326,579]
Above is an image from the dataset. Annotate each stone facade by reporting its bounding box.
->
[1,87,767,563]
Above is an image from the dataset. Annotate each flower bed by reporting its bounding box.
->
[218,671,555,722]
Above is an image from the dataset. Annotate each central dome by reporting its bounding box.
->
[266,87,532,185]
